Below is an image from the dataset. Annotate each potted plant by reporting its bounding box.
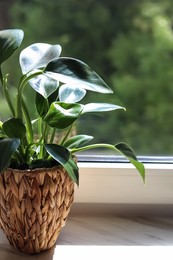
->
[0,29,145,254]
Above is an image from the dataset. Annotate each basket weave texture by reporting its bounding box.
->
[0,166,74,254]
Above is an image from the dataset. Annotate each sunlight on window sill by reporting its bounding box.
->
[53,246,173,260]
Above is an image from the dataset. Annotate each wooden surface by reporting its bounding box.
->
[0,204,173,259]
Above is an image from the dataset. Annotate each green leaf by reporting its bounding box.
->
[44,102,84,129]
[44,144,79,184]
[115,142,145,182]
[20,43,62,74]
[70,142,145,182]
[63,135,94,149]
[59,84,86,103]
[36,92,49,117]
[0,138,20,172]
[29,74,59,98]
[0,29,24,65]
[48,88,59,104]
[2,118,26,139]
[36,89,59,117]
[82,103,125,114]
[45,57,113,93]
[0,121,6,139]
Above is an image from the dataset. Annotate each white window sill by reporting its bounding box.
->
[74,162,173,205]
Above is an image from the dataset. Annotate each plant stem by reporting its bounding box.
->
[22,98,34,143]
[49,128,56,143]
[0,67,3,86]
[43,123,49,143]
[71,143,115,153]
[3,74,15,117]
[0,69,15,117]
[16,76,26,119]
[37,119,49,159]
[16,70,43,119]
[60,124,74,145]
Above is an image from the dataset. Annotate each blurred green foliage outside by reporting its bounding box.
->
[1,0,173,155]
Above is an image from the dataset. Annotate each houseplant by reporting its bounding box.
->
[0,29,145,254]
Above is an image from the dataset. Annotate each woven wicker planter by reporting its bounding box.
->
[0,166,74,254]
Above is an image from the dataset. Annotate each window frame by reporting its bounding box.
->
[74,156,173,205]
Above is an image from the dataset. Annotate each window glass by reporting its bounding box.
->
[0,0,173,156]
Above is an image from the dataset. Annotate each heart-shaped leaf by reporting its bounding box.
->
[44,144,79,184]
[63,135,93,149]
[82,103,125,114]
[59,84,86,103]
[44,102,84,129]
[45,57,113,93]
[0,138,20,172]
[20,43,62,74]
[36,89,59,117]
[29,74,59,98]
[2,118,26,139]
[0,29,24,65]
